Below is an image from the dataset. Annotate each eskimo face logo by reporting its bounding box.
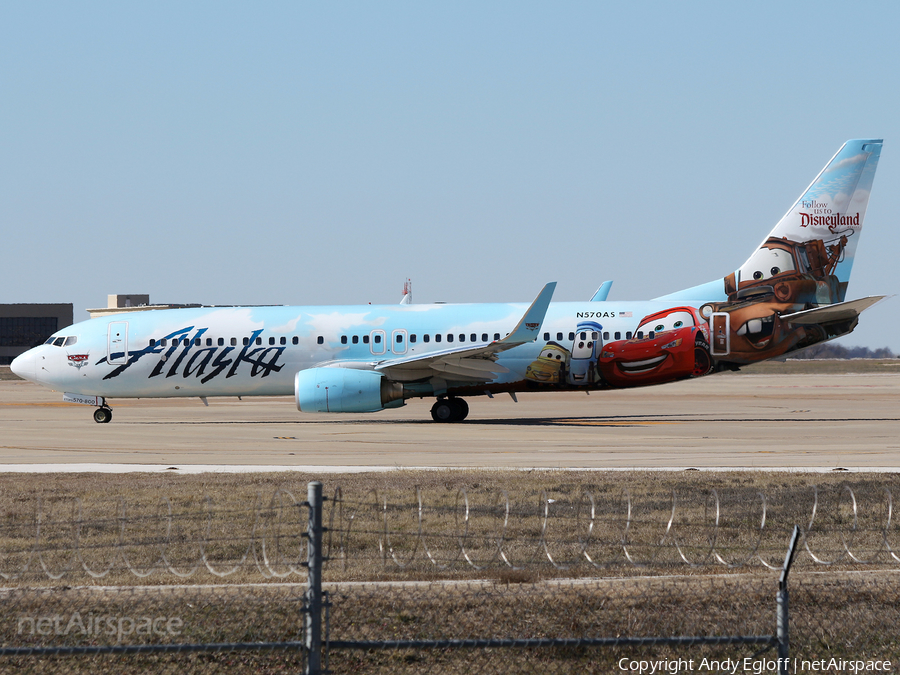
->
[67,354,89,370]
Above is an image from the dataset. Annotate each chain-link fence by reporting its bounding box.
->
[2,479,900,674]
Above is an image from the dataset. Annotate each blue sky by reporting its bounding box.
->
[3,2,898,350]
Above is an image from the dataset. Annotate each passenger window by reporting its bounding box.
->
[458,334,465,343]
[556,332,563,341]
[481,333,488,342]
[637,331,644,339]
[494,333,500,341]
[470,333,476,342]
[292,336,298,345]
[543,332,550,341]
[243,338,249,346]
[218,337,224,346]
[161,339,167,347]
[424,334,430,343]
[649,331,655,339]
[172,339,179,347]
[341,336,347,345]
[206,338,213,346]
[615,332,621,340]
[626,332,632,340]
[363,335,369,344]
[603,332,609,340]
[410,334,416,343]
[193,339,200,346]
[256,337,262,345]
[269,337,276,346]
[352,335,359,344]
[279,337,285,346]
[568,332,575,341]
[374,335,381,344]
[435,334,442,343]
[149,339,156,347]
[447,334,454,343]
[231,338,237,346]
[317,336,324,345]
[396,334,403,343]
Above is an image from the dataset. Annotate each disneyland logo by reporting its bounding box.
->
[799,212,860,229]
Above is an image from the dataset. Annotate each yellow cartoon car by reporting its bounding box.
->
[525,342,570,384]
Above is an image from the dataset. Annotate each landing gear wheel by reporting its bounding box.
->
[430,397,468,422]
[93,407,112,424]
[451,397,469,421]
[692,338,712,377]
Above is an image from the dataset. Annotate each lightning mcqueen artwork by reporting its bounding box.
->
[597,306,712,388]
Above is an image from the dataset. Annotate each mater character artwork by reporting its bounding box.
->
[597,307,711,388]
[700,233,850,363]
[698,140,880,367]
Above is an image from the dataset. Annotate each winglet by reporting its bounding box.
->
[590,280,613,302]
[500,282,556,344]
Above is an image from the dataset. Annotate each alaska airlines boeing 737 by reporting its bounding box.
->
[11,139,886,423]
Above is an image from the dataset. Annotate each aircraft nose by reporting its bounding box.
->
[10,349,37,382]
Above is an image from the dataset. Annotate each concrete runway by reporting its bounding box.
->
[1,370,898,471]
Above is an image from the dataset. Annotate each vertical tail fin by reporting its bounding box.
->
[731,139,882,302]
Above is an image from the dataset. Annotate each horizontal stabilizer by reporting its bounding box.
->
[781,296,886,325]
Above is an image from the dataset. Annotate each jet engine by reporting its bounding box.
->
[295,367,405,413]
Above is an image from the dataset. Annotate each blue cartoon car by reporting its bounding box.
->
[567,321,603,385]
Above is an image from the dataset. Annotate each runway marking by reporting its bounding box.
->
[548,420,678,427]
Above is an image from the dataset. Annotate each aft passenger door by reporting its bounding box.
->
[710,313,730,356]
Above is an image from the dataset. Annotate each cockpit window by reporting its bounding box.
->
[64,336,77,346]
[45,337,56,345]
[53,337,65,346]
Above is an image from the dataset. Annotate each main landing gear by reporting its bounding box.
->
[93,405,113,424]
[430,397,469,423]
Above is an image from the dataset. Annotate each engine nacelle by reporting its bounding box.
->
[295,367,405,413]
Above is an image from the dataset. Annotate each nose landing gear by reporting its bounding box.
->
[93,406,113,424]
[430,397,469,422]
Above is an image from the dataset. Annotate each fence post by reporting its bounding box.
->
[306,481,324,675]
[777,525,800,675]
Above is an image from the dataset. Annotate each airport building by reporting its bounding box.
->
[86,294,204,319]
[0,303,74,365]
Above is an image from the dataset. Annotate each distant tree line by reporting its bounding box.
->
[788,344,896,359]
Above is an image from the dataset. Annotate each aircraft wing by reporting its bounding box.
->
[372,282,557,382]
[781,296,887,325]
